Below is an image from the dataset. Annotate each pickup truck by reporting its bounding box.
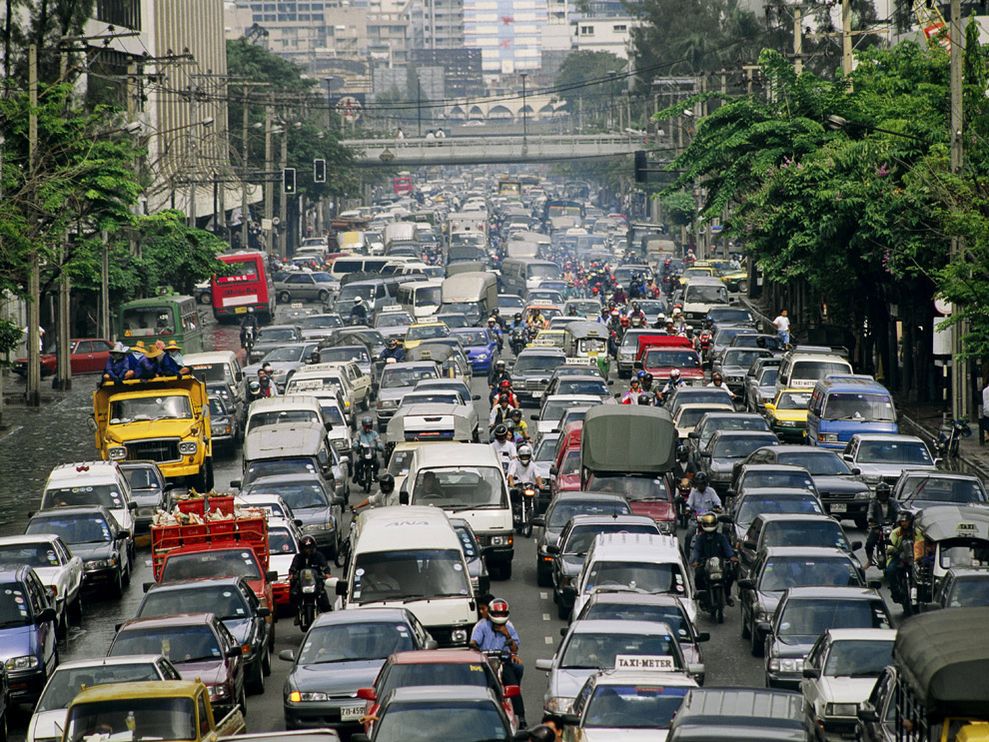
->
[60,679,245,742]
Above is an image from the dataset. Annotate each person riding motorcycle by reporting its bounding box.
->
[689,512,738,607]
[487,316,504,353]
[353,473,396,511]
[527,307,546,330]
[488,359,512,390]
[352,416,384,482]
[508,444,543,490]
[239,307,259,348]
[349,296,369,324]
[379,337,406,364]
[495,379,520,408]
[639,371,655,392]
[707,372,736,400]
[866,482,900,566]
[469,598,526,726]
[490,423,517,472]
[508,408,529,441]
[659,368,685,402]
[620,377,642,405]
[636,392,654,405]
[289,535,332,617]
[628,301,646,324]
[490,394,517,430]
[885,510,923,605]
[685,472,723,554]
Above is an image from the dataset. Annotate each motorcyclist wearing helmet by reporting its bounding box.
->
[689,512,738,607]
[685,471,722,555]
[508,408,529,442]
[659,368,685,402]
[379,337,405,364]
[495,378,520,408]
[707,371,736,400]
[239,306,259,348]
[508,444,543,489]
[510,313,526,332]
[639,371,654,392]
[628,301,646,323]
[620,377,642,405]
[354,473,396,510]
[289,535,332,616]
[469,598,525,726]
[673,446,697,482]
[488,358,512,392]
[490,307,506,330]
[886,510,923,605]
[349,296,369,324]
[636,392,653,406]
[490,423,517,472]
[489,393,517,430]
[487,316,504,353]
[352,416,384,482]
[866,482,900,566]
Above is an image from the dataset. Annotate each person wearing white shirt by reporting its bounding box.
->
[773,309,791,345]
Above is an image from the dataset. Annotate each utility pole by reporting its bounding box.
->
[187,82,198,228]
[26,44,40,407]
[241,84,250,249]
[841,0,853,75]
[100,230,110,340]
[521,72,528,151]
[263,96,274,256]
[417,78,423,137]
[279,121,288,259]
[793,5,804,75]
[949,0,970,419]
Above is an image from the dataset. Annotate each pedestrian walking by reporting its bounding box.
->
[773,309,791,347]
[981,379,989,445]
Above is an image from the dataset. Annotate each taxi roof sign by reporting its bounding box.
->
[615,655,675,672]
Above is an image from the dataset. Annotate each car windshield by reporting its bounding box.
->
[763,521,849,550]
[414,286,443,306]
[262,346,306,363]
[948,577,989,607]
[0,583,33,627]
[902,477,987,504]
[534,436,559,462]
[27,515,111,544]
[42,485,124,511]
[412,467,506,509]
[121,466,161,492]
[585,561,684,594]
[38,663,163,712]
[714,329,752,346]
[339,284,376,301]
[824,393,896,422]
[759,368,780,385]
[700,418,770,447]
[208,398,229,417]
[456,330,491,346]
[247,410,319,431]
[312,272,333,283]
[736,495,823,526]
[376,313,413,328]
[678,407,725,428]
[258,328,299,343]
[568,301,600,315]
[590,476,669,501]
[513,354,563,374]
[110,626,221,663]
[110,395,192,423]
[246,481,328,510]
[436,315,468,328]
[644,350,701,369]
[559,380,608,396]
[243,459,319,484]
[670,391,732,413]
[379,662,494,699]
[374,700,507,742]
[823,639,894,677]
[160,550,260,581]
[299,315,343,330]
[760,557,861,591]
[352,549,471,604]
[709,309,753,324]
[319,404,346,427]
[140,586,249,620]
[583,684,689,729]
[712,435,778,458]
[297,622,415,664]
[742,471,814,491]
[734,335,782,351]
[793,361,852,382]
[269,528,297,555]
[561,632,678,670]
[319,347,370,364]
[65,698,195,742]
[581,603,690,640]
[939,539,989,569]
[408,325,449,341]
[685,285,727,304]
[856,441,932,465]
[777,452,851,476]
[565,525,659,555]
[776,392,812,410]
[723,349,770,367]
[381,366,440,389]
[539,400,573,423]
[547,500,629,528]
[0,543,63,569]
[778,598,887,637]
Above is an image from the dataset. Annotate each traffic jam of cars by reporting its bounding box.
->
[3,173,989,742]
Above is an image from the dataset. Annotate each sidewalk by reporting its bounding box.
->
[897,401,989,481]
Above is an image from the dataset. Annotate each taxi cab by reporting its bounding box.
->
[530,329,568,350]
[763,387,812,442]
[403,321,450,350]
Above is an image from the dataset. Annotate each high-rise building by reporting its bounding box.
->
[463,0,548,75]
[419,0,465,48]
[410,48,484,97]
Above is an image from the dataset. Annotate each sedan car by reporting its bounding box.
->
[108,612,246,716]
[248,324,303,364]
[280,608,435,733]
[375,361,441,432]
[0,566,58,704]
[542,375,611,402]
[534,395,603,436]
[245,342,321,392]
[713,347,774,394]
[699,430,779,495]
[893,471,988,512]
[800,628,896,739]
[936,567,989,608]
[737,513,861,578]
[136,577,272,694]
[373,310,415,341]
[512,349,567,406]
[297,313,345,342]
[687,411,772,465]
[842,434,937,494]
[451,328,499,373]
[0,535,83,636]
[275,271,338,304]
[26,655,181,742]
[25,506,133,597]
[13,338,112,378]
[743,358,781,412]
[240,474,345,559]
[118,461,168,534]
[728,488,826,545]
[532,493,630,588]
[209,396,239,451]
[762,587,891,689]
[764,388,812,442]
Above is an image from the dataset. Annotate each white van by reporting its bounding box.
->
[397,279,443,320]
[284,363,359,424]
[400,443,515,579]
[277,376,352,460]
[776,346,853,391]
[244,395,327,437]
[335,506,476,647]
[183,350,244,391]
[572,532,695,622]
[41,461,136,537]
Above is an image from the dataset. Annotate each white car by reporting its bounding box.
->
[534,395,604,436]
[672,403,734,440]
[800,627,897,738]
[267,516,302,595]
[0,535,83,634]
[40,461,137,542]
[319,359,372,411]
[26,655,181,742]
[234,494,297,522]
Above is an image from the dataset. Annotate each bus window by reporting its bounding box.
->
[211,252,274,322]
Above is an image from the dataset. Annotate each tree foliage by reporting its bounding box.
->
[555,50,627,121]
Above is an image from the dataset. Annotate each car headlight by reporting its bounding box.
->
[855,490,871,500]
[5,655,38,671]
[288,690,329,703]
[545,696,573,713]
[178,441,198,455]
[657,520,675,534]
[85,557,117,570]
[303,524,328,534]
[138,506,155,517]
[779,420,798,427]
[211,423,231,436]
[108,446,127,461]
[863,474,881,484]
[826,702,858,718]
[377,399,398,409]
[769,657,804,673]
[818,433,839,443]
[450,628,469,643]
[619,350,633,360]
[207,684,229,699]
[489,534,512,547]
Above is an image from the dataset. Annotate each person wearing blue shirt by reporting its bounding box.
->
[470,597,526,726]
[102,342,133,384]
[129,342,159,380]
[690,512,738,607]
[352,416,384,482]
[159,340,190,376]
[379,338,405,364]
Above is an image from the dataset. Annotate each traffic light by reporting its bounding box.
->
[313,158,326,183]
[634,150,648,184]
[283,167,296,194]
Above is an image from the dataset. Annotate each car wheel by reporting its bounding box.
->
[198,290,213,305]
[262,643,272,676]
[69,593,83,625]
[278,291,291,304]
[557,600,569,621]
[0,703,8,742]
[750,625,764,657]
[56,607,68,641]
[238,686,248,715]
[112,567,125,598]
[536,562,552,588]
[740,606,751,639]
[247,655,265,695]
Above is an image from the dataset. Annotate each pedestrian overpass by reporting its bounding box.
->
[340,134,645,167]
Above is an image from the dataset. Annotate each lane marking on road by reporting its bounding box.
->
[542,613,551,621]
[545,636,554,644]
[540,592,548,600]
[0,425,22,442]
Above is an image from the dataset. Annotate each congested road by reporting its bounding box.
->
[0,305,887,739]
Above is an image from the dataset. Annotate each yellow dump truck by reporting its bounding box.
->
[61,680,245,742]
[93,376,213,490]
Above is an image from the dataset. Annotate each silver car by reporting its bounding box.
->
[841,433,937,492]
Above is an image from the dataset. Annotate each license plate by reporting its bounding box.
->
[830,503,847,513]
[234,306,247,314]
[340,704,365,721]
[531,391,543,399]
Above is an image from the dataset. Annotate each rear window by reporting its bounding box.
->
[161,550,261,581]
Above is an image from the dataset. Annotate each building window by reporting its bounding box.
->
[580,25,594,35]
[613,24,626,32]
[95,0,141,30]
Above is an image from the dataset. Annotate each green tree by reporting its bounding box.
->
[555,50,626,127]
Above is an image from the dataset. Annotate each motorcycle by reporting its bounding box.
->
[675,479,692,529]
[509,329,527,356]
[872,523,893,569]
[701,556,727,624]
[295,568,321,631]
[355,443,378,494]
[935,418,971,458]
[513,483,537,537]
[242,326,256,358]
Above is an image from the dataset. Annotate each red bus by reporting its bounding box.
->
[211,251,275,322]
[393,173,414,195]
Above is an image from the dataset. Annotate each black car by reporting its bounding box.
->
[531,493,630,588]
[137,577,272,694]
[118,461,168,534]
[736,513,862,578]
[511,349,566,407]
[25,506,133,597]
[699,430,779,495]
[734,445,871,528]
[737,546,866,657]
[728,487,826,547]
[280,607,436,733]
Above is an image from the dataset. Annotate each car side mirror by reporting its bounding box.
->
[294,519,304,528]
[607,379,614,386]
[531,515,545,528]
[545,544,559,556]
[37,607,57,624]
[335,580,349,596]
[802,667,820,679]
[868,579,883,590]
[700,451,711,458]
[763,403,776,413]
[265,570,278,582]
[688,432,699,439]
[225,646,241,659]
[851,540,863,551]
[696,631,711,642]
[424,638,438,650]
[399,491,410,505]
[851,468,861,476]
[127,501,138,511]
[736,578,755,591]
[756,621,772,634]
[230,480,242,489]
[356,687,376,701]
[687,662,704,676]
[472,394,481,401]
[333,494,347,507]
[535,658,554,671]
[561,713,580,726]
[842,454,854,463]
[142,582,154,593]
[858,706,879,723]
[559,627,569,637]
[548,465,558,476]
[531,414,540,421]
[352,735,371,742]
[117,529,131,539]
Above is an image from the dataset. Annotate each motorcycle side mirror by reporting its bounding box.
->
[737,578,755,590]
[229,480,242,489]
[399,491,409,505]
[335,580,348,596]
[851,540,863,551]
[696,631,711,643]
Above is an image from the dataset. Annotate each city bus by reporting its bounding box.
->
[392,172,414,195]
[118,294,206,353]
[210,251,275,322]
[498,178,522,198]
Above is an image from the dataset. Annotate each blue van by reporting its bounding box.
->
[807,375,898,449]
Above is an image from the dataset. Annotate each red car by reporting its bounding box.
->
[357,649,520,735]
[550,425,583,498]
[14,338,113,377]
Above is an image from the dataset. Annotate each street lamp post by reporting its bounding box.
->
[521,72,529,152]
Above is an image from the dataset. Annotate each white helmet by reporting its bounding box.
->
[517,444,532,462]
[669,368,681,380]
[353,297,364,305]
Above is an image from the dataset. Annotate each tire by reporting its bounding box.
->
[198,291,212,305]
[536,563,552,588]
[278,291,291,304]
[112,567,125,598]
[238,687,248,716]
[302,602,316,632]
[262,643,272,676]
[740,607,751,639]
[268,617,276,650]
[247,655,265,695]
[318,290,330,303]
[716,606,724,624]
[69,593,83,626]
[0,705,8,742]
[56,607,68,641]
[335,537,351,569]
[750,625,764,657]
[557,600,570,620]
[738,280,749,293]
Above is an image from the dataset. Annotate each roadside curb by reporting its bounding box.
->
[900,412,989,481]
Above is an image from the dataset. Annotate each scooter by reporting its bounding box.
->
[355,444,378,494]
[935,418,971,458]
[509,329,527,356]
[512,483,537,537]
[701,556,726,624]
[296,568,320,632]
